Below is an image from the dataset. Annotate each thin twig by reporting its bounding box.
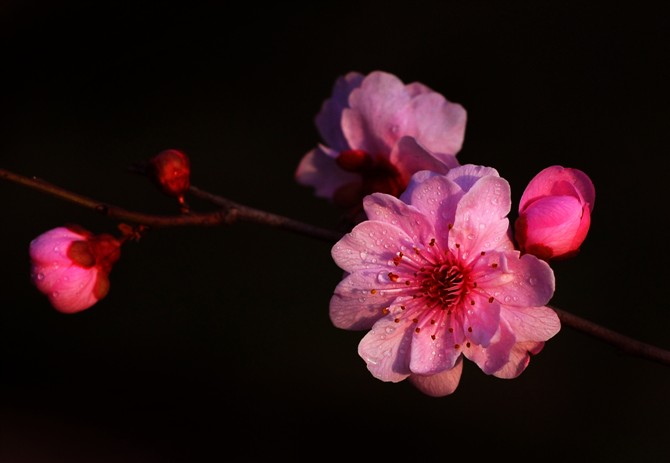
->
[551,305,670,366]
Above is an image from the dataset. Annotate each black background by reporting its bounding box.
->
[2,1,670,462]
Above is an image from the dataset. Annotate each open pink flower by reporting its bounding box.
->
[295,70,467,209]
[515,165,595,261]
[329,165,559,397]
[29,226,121,314]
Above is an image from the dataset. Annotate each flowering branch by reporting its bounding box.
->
[0,168,341,242]
[2,166,669,367]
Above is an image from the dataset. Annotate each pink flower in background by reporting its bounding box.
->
[329,165,559,397]
[29,226,121,314]
[515,165,595,261]
[295,70,467,209]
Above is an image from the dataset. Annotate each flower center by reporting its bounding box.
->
[418,262,467,309]
[336,149,406,198]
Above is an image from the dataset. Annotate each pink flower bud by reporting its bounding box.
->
[515,165,595,261]
[29,226,121,314]
[149,149,191,200]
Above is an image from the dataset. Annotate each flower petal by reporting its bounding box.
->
[519,165,595,212]
[331,220,415,273]
[492,340,545,379]
[409,326,461,375]
[500,305,560,342]
[29,227,87,265]
[464,295,501,347]
[362,193,435,246]
[450,175,513,259]
[474,252,555,308]
[295,145,359,199]
[390,136,456,185]
[464,322,516,374]
[314,71,364,151]
[399,171,463,245]
[330,270,401,330]
[408,91,467,157]
[342,71,412,153]
[358,316,413,382]
[409,357,463,397]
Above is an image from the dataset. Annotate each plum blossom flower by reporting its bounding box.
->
[295,70,467,210]
[515,165,595,261]
[29,226,121,314]
[329,165,559,397]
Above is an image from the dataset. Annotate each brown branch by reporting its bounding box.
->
[551,305,670,366]
[0,168,342,242]
[2,166,670,367]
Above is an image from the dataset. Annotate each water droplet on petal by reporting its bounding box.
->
[35,273,45,281]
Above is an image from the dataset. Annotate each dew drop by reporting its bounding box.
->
[359,251,367,259]
[504,295,512,303]
[35,272,45,281]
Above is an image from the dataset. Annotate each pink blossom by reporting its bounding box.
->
[329,165,559,397]
[295,70,467,209]
[515,165,595,261]
[29,226,121,314]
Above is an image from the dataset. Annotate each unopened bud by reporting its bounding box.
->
[29,226,122,314]
[149,149,191,201]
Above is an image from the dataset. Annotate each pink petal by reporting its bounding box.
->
[450,175,513,259]
[409,357,463,397]
[464,322,516,374]
[34,264,100,314]
[29,227,87,265]
[331,220,415,273]
[294,145,359,199]
[389,136,456,184]
[358,316,413,382]
[400,171,463,243]
[362,193,436,246]
[518,195,586,257]
[314,71,364,151]
[446,164,500,193]
[330,270,402,330]
[409,326,461,375]
[463,294,501,347]
[500,305,561,342]
[342,71,412,154]
[407,91,467,157]
[474,251,555,308]
[519,165,595,212]
[492,340,545,379]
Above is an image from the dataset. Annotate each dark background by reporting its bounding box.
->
[1,1,669,462]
